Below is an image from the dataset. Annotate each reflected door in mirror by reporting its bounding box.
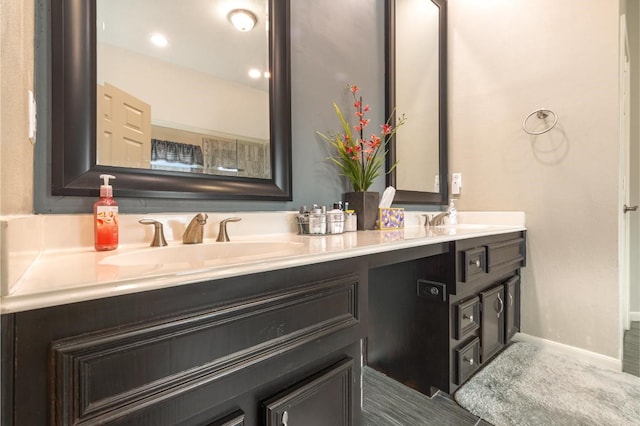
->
[96,0,270,178]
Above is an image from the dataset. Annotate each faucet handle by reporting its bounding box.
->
[216,217,242,242]
[139,219,168,247]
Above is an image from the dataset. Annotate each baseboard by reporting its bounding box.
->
[512,333,622,372]
[630,312,640,322]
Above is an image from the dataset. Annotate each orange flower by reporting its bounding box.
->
[317,83,406,192]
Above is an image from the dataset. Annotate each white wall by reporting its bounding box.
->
[0,0,34,215]
[628,0,640,318]
[98,44,269,141]
[449,0,621,358]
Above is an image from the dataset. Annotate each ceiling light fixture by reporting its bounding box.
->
[248,68,262,79]
[228,9,257,32]
[150,33,168,48]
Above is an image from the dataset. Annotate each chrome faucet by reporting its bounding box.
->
[424,211,449,227]
[216,217,242,242]
[139,219,168,247]
[183,213,208,244]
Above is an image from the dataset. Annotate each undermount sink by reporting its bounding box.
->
[100,241,305,267]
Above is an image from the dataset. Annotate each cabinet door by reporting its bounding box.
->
[263,358,353,426]
[504,276,520,342]
[480,285,505,363]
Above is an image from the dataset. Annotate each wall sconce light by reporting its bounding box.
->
[228,9,257,32]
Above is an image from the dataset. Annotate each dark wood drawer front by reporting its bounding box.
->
[50,275,360,425]
[263,358,353,426]
[455,297,480,340]
[455,338,480,385]
[486,238,525,273]
[207,410,245,426]
[462,247,487,282]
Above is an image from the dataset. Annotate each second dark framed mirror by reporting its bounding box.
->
[385,0,448,204]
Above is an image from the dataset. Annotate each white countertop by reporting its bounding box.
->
[0,211,525,314]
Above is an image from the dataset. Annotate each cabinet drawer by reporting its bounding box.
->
[207,410,245,426]
[487,238,525,273]
[462,247,487,282]
[455,337,480,385]
[454,297,480,340]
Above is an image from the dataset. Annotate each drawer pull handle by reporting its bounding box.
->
[471,259,481,268]
[463,314,474,322]
[496,294,504,318]
[464,356,474,365]
[282,410,289,426]
[509,293,513,307]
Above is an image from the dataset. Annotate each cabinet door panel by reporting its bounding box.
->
[480,285,505,363]
[504,275,520,342]
[263,358,354,426]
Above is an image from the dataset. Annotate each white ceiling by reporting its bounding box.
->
[96,0,269,91]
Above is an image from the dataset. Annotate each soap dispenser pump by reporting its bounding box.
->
[447,199,458,225]
[94,174,119,251]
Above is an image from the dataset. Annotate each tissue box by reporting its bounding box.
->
[377,208,405,230]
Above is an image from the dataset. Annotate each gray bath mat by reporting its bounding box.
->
[454,341,640,425]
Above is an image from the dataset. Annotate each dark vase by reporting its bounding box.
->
[343,191,380,230]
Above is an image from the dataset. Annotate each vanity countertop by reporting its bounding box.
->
[0,211,525,314]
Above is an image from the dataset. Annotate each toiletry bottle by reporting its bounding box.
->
[309,204,327,234]
[447,199,458,225]
[94,174,119,251]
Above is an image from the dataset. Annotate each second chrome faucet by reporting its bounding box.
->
[183,213,208,244]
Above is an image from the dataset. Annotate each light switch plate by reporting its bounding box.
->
[451,172,462,195]
[28,90,37,144]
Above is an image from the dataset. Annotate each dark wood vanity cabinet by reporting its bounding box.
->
[1,259,367,426]
[368,231,526,396]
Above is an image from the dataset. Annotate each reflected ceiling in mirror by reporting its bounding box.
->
[96,0,270,178]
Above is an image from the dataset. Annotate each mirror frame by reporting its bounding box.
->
[385,0,448,204]
[50,0,292,200]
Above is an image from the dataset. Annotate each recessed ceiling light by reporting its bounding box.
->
[150,33,168,48]
[248,68,262,79]
[228,9,257,32]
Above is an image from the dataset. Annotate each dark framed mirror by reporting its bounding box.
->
[50,0,291,200]
[385,0,448,204]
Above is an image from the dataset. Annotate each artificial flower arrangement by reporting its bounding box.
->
[317,84,406,192]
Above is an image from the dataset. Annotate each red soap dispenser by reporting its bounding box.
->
[94,174,119,251]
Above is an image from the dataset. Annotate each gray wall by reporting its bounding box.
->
[33,0,391,214]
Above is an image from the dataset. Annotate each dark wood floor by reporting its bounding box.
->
[623,321,640,377]
[362,367,489,426]
[363,322,640,425]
